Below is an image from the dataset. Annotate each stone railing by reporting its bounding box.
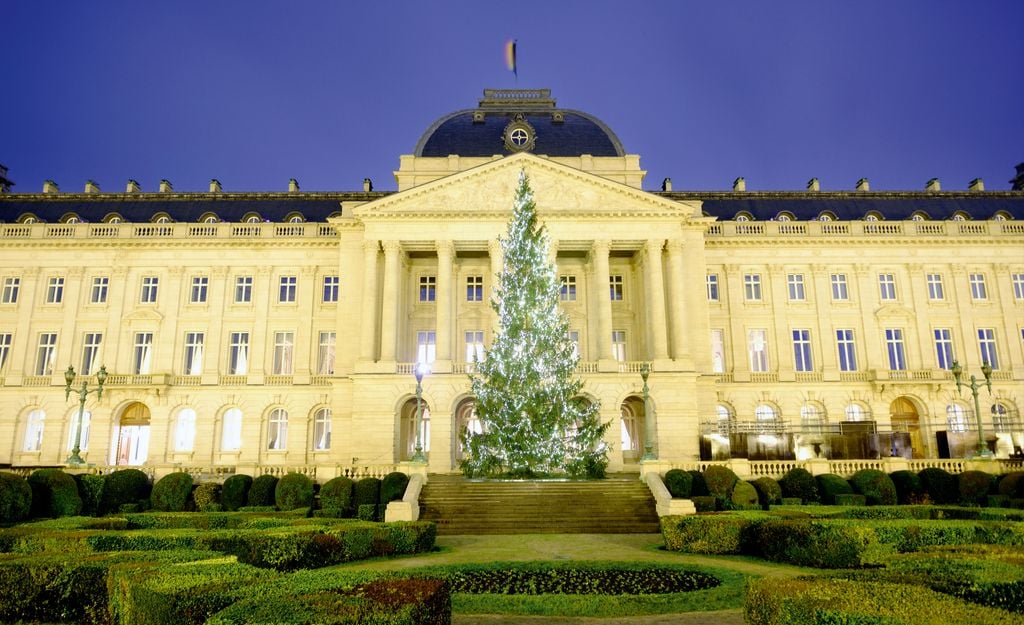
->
[1,221,338,242]
[640,456,1020,479]
[705,219,1019,240]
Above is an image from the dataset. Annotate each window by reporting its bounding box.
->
[228,332,249,374]
[801,404,825,433]
[787,274,805,301]
[836,329,857,372]
[66,410,90,452]
[743,274,762,301]
[90,277,109,303]
[183,332,204,375]
[978,328,999,369]
[466,275,484,302]
[845,404,868,421]
[234,276,253,303]
[559,275,577,301]
[133,332,153,374]
[221,408,242,451]
[46,277,65,303]
[792,329,813,372]
[716,405,733,433]
[0,333,11,372]
[878,273,896,301]
[417,331,436,364]
[926,273,944,300]
[2,277,20,304]
[35,333,58,375]
[267,408,288,450]
[884,328,906,371]
[933,328,954,370]
[992,403,1014,434]
[946,403,969,433]
[710,329,726,373]
[419,276,436,302]
[706,274,719,301]
[568,330,580,358]
[174,408,197,452]
[1013,274,1024,300]
[969,273,988,300]
[755,404,778,422]
[322,275,339,302]
[611,330,626,361]
[748,330,769,372]
[278,276,297,303]
[609,275,623,301]
[317,331,336,375]
[140,276,159,303]
[465,331,484,362]
[272,331,295,375]
[81,333,102,375]
[312,407,331,451]
[830,274,848,301]
[190,276,208,303]
[23,409,45,452]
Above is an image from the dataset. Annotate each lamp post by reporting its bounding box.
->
[411,362,429,462]
[951,360,993,459]
[64,364,107,467]
[641,362,656,460]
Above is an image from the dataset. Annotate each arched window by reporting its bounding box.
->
[800,403,826,433]
[910,211,929,222]
[285,212,305,223]
[312,407,331,451]
[951,212,969,221]
[864,212,883,221]
[735,212,752,222]
[817,212,836,222]
[66,410,91,451]
[19,214,39,224]
[174,408,197,452]
[992,402,1014,433]
[23,409,45,451]
[992,211,1011,221]
[62,213,82,224]
[221,408,242,451]
[199,213,219,224]
[153,213,172,223]
[243,213,263,224]
[755,404,778,421]
[716,404,734,434]
[946,403,969,432]
[104,213,124,224]
[267,408,288,450]
[776,212,794,222]
[845,403,869,421]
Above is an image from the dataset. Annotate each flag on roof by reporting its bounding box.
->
[505,39,517,77]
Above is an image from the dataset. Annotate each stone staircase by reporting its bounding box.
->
[418,473,660,534]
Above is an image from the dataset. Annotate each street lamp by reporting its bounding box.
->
[951,360,993,459]
[64,364,107,467]
[411,362,429,463]
[640,362,656,460]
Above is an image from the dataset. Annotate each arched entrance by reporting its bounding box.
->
[111,402,151,466]
[398,397,431,461]
[890,397,924,458]
[452,397,482,468]
[620,396,645,463]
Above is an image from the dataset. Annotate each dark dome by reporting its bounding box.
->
[415,89,624,158]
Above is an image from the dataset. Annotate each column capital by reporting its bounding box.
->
[645,239,665,256]
[592,239,612,253]
[436,240,455,257]
[666,239,685,254]
[362,239,380,255]
[382,240,402,254]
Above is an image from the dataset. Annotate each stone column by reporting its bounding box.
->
[665,240,688,361]
[380,241,402,362]
[359,241,379,361]
[645,239,670,360]
[591,239,613,362]
[435,240,454,365]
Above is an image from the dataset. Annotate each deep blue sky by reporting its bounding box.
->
[3,2,1022,194]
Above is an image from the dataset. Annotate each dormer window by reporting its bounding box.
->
[284,213,305,223]
[993,211,1011,221]
[18,214,39,224]
[950,211,969,221]
[817,212,836,222]
[735,212,753,222]
[775,212,794,222]
[61,214,82,224]
[103,213,124,224]
[199,213,219,224]
[152,213,172,223]
[910,211,929,221]
[242,213,263,224]
[864,211,883,221]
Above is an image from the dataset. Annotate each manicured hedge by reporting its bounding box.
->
[747,519,891,568]
[28,469,82,518]
[687,470,709,496]
[151,472,194,512]
[0,472,32,522]
[660,515,747,554]
[100,468,151,515]
[778,468,819,504]
[890,469,926,505]
[664,469,693,498]
[919,468,958,505]
[318,476,355,517]
[815,473,853,505]
[248,474,279,507]
[354,477,382,512]
[958,470,994,506]
[731,481,759,508]
[849,469,898,506]
[751,477,782,508]
[381,471,411,504]
[996,472,1024,498]
[74,473,106,517]
[193,482,222,512]
[275,472,314,511]
[703,466,738,508]
[220,474,252,511]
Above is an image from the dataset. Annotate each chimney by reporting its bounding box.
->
[661,177,672,192]
[288,178,300,193]
[43,180,60,193]
[1009,163,1024,191]
[209,179,222,193]
[84,180,101,194]
[0,164,12,193]
[806,178,820,192]
[925,178,941,192]
[126,179,141,193]
[855,178,870,192]
[733,177,746,192]
[159,179,173,193]
[363,177,373,192]
[968,178,985,192]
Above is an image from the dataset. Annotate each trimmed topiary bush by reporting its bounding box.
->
[0,471,32,522]
[850,469,898,506]
[664,469,694,498]
[193,482,222,512]
[686,470,709,496]
[731,481,759,508]
[958,470,994,506]
[73,473,105,517]
[890,470,927,505]
[318,476,355,516]
[100,468,151,514]
[28,469,82,518]
[248,475,279,507]
[834,493,867,506]
[691,495,716,512]
[151,472,194,512]
[703,465,739,507]
[353,478,381,512]
[221,474,252,511]
[275,473,314,511]
[661,515,749,554]
[919,468,958,505]
[751,477,782,508]
[779,468,819,503]
[997,472,1024,499]
[380,472,410,504]
[815,473,853,505]
[357,503,378,521]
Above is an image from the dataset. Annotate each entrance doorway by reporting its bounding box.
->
[620,396,645,463]
[453,398,482,467]
[111,402,151,466]
[398,397,431,461]
[890,397,924,458]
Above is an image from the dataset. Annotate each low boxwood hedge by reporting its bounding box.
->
[815,473,853,505]
[890,469,926,505]
[778,468,819,504]
[751,477,782,508]
[248,475,279,507]
[28,468,82,518]
[318,476,355,517]
[100,469,151,515]
[703,466,739,506]
[193,482,222,512]
[0,472,32,522]
[220,474,252,511]
[275,473,315,511]
[958,470,995,506]
[849,469,898,506]
[660,515,748,555]
[664,469,693,498]
[151,472,194,512]
[919,468,958,505]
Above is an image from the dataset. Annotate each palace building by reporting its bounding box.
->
[0,89,1022,477]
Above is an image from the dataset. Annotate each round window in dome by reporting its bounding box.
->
[503,117,536,153]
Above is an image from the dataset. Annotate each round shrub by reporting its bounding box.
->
[319,476,355,515]
[0,471,32,522]
[997,472,1024,498]
[380,472,410,504]
[664,469,694,498]
[248,474,279,507]
[731,481,759,508]
[686,470,709,496]
[73,473,105,517]
[221,474,252,511]
[353,477,381,510]
[889,470,926,505]
[918,467,957,505]
[849,469,897,506]
[751,477,782,508]
[100,468,151,514]
[703,466,739,502]
[28,469,82,518]
[778,468,819,503]
[815,473,853,505]
[275,472,314,511]
[151,472,194,512]
[193,482,222,512]
[957,470,993,506]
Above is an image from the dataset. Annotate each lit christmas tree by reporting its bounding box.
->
[461,171,609,478]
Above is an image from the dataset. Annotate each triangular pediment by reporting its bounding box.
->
[874,303,916,319]
[123,308,165,324]
[353,153,699,220]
